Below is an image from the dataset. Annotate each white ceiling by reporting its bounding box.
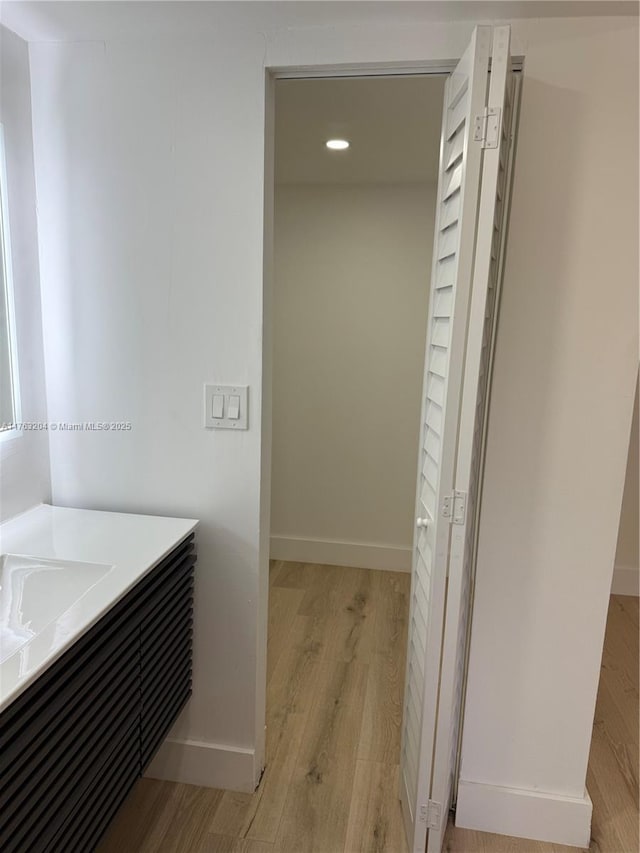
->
[2,1,637,43]
[275,75,446,185]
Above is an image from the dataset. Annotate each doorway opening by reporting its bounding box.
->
[264,73,445,852]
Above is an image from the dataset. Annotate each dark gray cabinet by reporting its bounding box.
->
[0,534,196,852]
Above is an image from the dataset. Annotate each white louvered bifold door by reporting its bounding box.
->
[399,26,492,853]
[425,26,517,853]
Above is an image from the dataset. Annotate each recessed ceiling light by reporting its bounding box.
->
[326,139,350,150]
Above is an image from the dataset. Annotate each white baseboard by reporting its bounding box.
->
[270,535,411,572]
[145,737,258,793]
[456,779,592,848]
[611,564,639,596]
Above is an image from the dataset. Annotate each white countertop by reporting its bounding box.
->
[0,504,198,713]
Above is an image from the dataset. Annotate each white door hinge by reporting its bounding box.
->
[473,106,501,149]
[419,800,442,829]
[442,490,467,525]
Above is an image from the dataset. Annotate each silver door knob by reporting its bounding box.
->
[416,517,431,528]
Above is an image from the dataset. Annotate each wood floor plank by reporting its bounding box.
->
[271,561,318,590]
[587,720,639,853]
[598,607,639,762]
[321,567,377,664]
[297,564,347,618]
[267,585,306,682]
[274,658,368,853]
[372,570,410,657]
[358,571,409,764]
[596,664,638,747]
[358,649,404,765]
[613,593,639,633]
[587,613,640,853]
[98,779,181,852]
[246,712,308,843]
[155,784,226,852]
[203,834,273,853]
[295,658,369,769]
[600,598,639,693]
[344,760,408,853]
[592,678,639,800]
[209,791,257,838]
[443,824,590,853]
[619,594,639,630]
[268,564,352,760]
[266,614,326,761]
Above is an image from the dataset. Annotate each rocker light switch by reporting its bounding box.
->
[212,395,224,419]
[228,395,240,420]
[204,385,249,430]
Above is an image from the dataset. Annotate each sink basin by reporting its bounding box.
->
[0,554,114,663]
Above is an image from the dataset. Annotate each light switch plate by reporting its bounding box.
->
[204,385,248,430]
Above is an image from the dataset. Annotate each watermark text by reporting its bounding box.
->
[1,421,133,432]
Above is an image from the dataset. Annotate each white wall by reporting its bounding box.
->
[612,374,639,595]
[271,183,435,571]
[27,31,270,792]
[19,6,638,843]
[0,25,50,522]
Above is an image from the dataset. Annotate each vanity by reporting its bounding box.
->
[0,504,198,852]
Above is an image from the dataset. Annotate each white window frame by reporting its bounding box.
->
[0,122,22,442]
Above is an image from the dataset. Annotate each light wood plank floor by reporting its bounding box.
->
[99,566,639,853]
